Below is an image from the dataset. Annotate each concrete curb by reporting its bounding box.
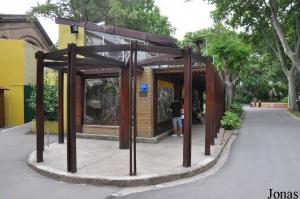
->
[28,131,234,187]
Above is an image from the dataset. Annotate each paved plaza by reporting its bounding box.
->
[28,123,232,186]
[1,107,300,199]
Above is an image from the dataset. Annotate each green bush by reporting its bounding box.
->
[221,111,240,130]
[230,102,244,117]
[27,74,58,121]
[282,96,288,103]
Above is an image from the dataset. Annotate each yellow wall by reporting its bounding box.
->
[58,24,85,49]
[58,24,85,131]
[0,39,25,126]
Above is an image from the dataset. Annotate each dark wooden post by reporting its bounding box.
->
[129,42,133,175]
[132,40,138,175]
[183,47,192,167]
[67,43,77,173]
[58,70,64,143]
[205,56,212,155]
[212,68,217,139]
[36,51,44,162]
[119,62,130,149]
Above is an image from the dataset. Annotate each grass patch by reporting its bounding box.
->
[289,110,300,118]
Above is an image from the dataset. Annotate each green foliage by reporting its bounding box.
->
[27,73,58,121]
[236,51,288,103]
[206,0,300,102]
[221,111,240,130]
[28,0,175,36]
[282,96,288,103]
[229,102,244,117]
[209,26,250,72]
[180,25,251,77]
[178,28,212,53]
[180,25,251,109]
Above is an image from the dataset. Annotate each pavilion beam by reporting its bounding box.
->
[76,51,125,68]
[77,44,131,54]
[119,59,130,149]
[137,54,182,67]
[183,47,192,167]
[67,43,77,173]
[138,59,184,67]
[44,62,67,67]
[58,70,64,144]
[137,45,184,56]
[205,56,213,155]
[35,51,45,162]
[44,49,68,60]
[48,56,123,68]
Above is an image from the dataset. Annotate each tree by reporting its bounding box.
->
[239,9,299,109]
[28,0,174,36]
[181,25,251,109]
[207,0,300,77]
[237,51,288,103]
[204,0,300,109]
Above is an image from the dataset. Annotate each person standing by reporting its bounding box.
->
[296,97,300,112]
[169,96,183,136]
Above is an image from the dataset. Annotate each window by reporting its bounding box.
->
[85,78,119,125]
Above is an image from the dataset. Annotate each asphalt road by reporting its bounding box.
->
[1,108,300,199]
[119,108,300,199]
[0,124,117,199]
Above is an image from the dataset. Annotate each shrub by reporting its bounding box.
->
[221,111,240,130]
[282,96,288,103]
[230,102,244,117]
[27,73,58,121]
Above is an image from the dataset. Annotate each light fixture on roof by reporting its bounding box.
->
[70,24,79,34]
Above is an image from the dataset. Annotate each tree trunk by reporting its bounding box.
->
[287,72,297,110]
[225,84,233,110]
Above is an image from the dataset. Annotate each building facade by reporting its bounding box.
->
[54,18,205,139]
[0,14,52,126]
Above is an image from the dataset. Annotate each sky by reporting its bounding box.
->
[0,0,214,43]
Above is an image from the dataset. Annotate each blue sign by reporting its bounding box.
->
[140,83,149,92]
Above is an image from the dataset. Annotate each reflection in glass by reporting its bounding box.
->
[157,80,174,123]
[85,78,119,125]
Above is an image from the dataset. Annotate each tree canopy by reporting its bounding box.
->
[28,0,175,36]
[207,0,300,71]
[181,25,251,108]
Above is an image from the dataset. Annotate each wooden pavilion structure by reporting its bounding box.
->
[35,41,225,175]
